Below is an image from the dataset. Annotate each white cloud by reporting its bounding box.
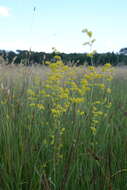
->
[0,6,10,17]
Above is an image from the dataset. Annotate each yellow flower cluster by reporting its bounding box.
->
[27,58,113,140]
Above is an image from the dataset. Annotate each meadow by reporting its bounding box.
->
[0,60,127,190]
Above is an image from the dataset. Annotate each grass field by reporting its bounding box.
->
[0,62,127,190]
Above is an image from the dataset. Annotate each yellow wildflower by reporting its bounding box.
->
[70,97,84,104]
[107,88,112,94]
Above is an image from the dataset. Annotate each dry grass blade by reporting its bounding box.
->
[41,173,51,190]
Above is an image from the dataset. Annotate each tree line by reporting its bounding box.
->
[0,49,127,66]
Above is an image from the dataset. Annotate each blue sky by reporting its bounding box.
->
[0,0,127,53]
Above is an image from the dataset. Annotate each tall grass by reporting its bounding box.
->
[0,63,126,189]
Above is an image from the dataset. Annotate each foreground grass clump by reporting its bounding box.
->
[0,62,127,189]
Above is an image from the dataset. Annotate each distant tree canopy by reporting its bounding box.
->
[0,49,127,66]
[119,48,127,55]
